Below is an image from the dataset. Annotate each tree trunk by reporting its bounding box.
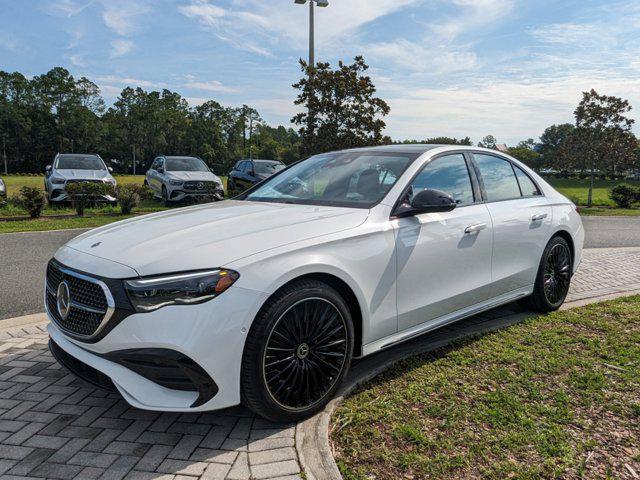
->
[587,165,594,208]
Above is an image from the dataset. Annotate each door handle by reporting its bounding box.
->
[531,213,548,221]
[464,223,487,234]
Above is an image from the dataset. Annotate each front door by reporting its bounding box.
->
[394,153,493,332]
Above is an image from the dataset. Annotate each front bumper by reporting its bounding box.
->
[168,188,224,202]
[49,188,116,203]
[47,265,268,412]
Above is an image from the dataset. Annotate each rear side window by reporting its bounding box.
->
[514,166,541,196]
[474,154,521,201]
[409,154,475,206]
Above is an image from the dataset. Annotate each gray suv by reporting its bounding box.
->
[45,153,117,203]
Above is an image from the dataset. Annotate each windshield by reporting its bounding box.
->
[244,151,416,208]
[254,162,285,175]
[166,157,209,172]
[56,155,105,170]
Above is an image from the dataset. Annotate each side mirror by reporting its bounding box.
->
[108,166,114,173]
[396,189,457,217]
[157,167,164,174]
[45,165,52,176]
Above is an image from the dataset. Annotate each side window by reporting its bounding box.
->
[239,161,248,173]
[474,154,521,201]
[409,154,475,206]
[514,165,541,196]
[151,159,159,170]
[158,159,164,173]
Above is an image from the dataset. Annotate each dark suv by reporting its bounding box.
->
[227,159,285,196]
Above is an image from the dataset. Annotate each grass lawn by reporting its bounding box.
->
[544,177,640,207]
[0,214,140,234]
[333,296,640,480]
[579,207,640,216]
[0,174,230,232]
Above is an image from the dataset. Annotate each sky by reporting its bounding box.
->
[2,0,640,145]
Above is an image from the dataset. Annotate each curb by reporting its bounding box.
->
[298,288,640,480]
[0,313,48,332]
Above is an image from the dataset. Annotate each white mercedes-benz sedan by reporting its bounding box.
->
[46,145,584,421]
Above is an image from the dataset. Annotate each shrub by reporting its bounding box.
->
[18,186,45,218]
[609,184,639,209]
[66,182,115,216]
[115,184,152,215]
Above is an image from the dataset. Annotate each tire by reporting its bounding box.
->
[521,236,572,312]
[227,179,236,196]
[241,279,354,422]
[161,185,171,207]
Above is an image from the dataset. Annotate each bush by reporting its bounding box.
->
[609,184,639,209]
[18,186,45,218]
[115,184,152,215]
[66,182,115,216]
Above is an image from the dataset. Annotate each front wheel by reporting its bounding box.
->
[241,280,354,422]
[521,236,573,312]
[161,185,171,207]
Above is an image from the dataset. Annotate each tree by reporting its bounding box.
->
[559,89,637,206]
[539,124,575,168]
[292,56,390,156]
[395,136,472,146]
[507,146,541,169]
[478,135,497,149]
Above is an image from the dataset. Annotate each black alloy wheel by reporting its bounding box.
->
[521,235,573,312]
[543,242,572,305]
[263,297,348,410]
[241,279,354,422]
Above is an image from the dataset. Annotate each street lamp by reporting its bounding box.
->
[294,0,329,69]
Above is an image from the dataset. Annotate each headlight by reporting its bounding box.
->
[124,269,239,313]
[169,180,184,186]
[105,178,117,185]
[51,177,66,185]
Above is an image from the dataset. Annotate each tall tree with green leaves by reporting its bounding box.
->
[292,56,390,156]
[539,123,575,168]
[559,89,637,206]
[477,135,497,149]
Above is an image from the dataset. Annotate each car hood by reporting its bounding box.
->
[167,171,221,183]
[63,200,369,277]
[56,170,112,180]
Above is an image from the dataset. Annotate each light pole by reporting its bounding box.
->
[294,0,328,69]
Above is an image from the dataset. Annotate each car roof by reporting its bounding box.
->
[241,159,283,164]
[330,144,450,155]
[164,156,201,160]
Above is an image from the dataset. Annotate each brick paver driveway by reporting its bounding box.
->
[0,247,638,480]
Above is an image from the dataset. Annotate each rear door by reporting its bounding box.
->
[394,153,494,332]
[472,152,552,296]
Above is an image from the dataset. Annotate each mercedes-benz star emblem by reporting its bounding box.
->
[56,281,71,320]
[197,182,204,190]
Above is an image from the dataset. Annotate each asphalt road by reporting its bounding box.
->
[1,216,639,320]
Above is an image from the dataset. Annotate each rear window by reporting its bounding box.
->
[474,154,521,201]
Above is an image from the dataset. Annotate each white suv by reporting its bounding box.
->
[145,156,224,204]
[45,153,117,203]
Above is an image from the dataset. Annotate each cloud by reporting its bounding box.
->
[179,0,421,56]
[101,0,150,36]
[46,0,94,18]
[111,39,134,57]
[429,0,514,42]
[183,81,239,93]
[382,74,640,144]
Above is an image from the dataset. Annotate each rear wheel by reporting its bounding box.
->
[521,236,572,312]
[241,279,354,422]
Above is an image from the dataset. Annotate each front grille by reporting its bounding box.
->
[183,181,218,192]
[65,179,105,185]
[46,261,111,338]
